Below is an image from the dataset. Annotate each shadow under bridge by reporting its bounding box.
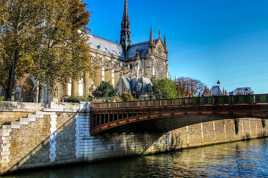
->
[90,94,268,135]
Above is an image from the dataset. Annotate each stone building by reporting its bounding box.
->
[6,0,168,102]
[56,0,168,100]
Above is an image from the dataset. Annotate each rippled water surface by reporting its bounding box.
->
[3,138,268,178]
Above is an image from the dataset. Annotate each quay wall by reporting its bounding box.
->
[0,102,268,174]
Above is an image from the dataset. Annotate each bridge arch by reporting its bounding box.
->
[90,95,268,135]
[91,110,267,136]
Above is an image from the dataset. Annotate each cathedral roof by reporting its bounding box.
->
[127,39,161,60]
[88,34,123,57]
[88,34,161,61]
[127,42,150,59]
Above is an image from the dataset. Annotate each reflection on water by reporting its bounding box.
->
[3,138,268,178]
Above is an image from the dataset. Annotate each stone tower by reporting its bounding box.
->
[120,0,131,58]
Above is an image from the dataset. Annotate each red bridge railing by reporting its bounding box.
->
[90,94,268,135]
[91,94,268,110]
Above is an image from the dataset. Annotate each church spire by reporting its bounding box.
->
[120,0,131,58]
[164,35,168,53]
[149,28,154,48]
[158,30,161,40]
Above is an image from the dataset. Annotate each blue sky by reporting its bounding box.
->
[84,0,268,93]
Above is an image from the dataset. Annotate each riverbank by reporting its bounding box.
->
[1,102,268,175]
[3,138,268,178]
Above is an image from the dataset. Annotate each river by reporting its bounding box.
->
[3,138,268,178]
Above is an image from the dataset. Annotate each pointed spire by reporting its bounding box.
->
[158,30,161,40]
[120,0,131,58]
[164,35,168,52]
[149,28,154,48]
[123,0,128,17]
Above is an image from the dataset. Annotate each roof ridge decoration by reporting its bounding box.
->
[88,34,123,57]
[90,34,121,46]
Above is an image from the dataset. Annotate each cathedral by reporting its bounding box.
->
[55,0,168,100]
[2,0,169,102]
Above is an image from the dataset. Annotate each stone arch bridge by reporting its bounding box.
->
[90,94,268,135]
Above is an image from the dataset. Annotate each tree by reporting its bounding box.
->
[93,81,117,98]
[202,86,211,96]
[31,0,90,105]
[0,0,46,100]
[175,77,208,97]
[0,0,90,104]
[152,79,177,99]
[222,88,228,96]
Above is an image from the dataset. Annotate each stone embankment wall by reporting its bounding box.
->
[0,102,42,126]
[0,102,268,174]
[0,112,29,126]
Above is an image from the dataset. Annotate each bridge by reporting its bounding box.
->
[90,94,268,135]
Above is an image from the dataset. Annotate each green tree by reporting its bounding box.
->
[93,81,117,98]
[0,0,46,100]
[152,79,177,99]
[31,0,90,105]
[0,0,90,104]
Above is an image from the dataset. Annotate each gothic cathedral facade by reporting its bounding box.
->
[63,0,169,99]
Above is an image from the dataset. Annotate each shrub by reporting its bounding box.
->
[64,96,92,103]
[121,92,134,102]
[111,96,123,102]
[93,81,116,98]
[152,79,178,99]
[0,96,4,101]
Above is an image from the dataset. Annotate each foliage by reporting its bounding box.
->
[64,96,92,103]
[0,0,44,99]
[0,96,4,101]
[152,79,178,99]
[232,87,254,95]
[121,92,135,102]
[93,82,117,98]
[202,86,211,96]
[111,96,123,102]
[31,0,90,105]
[175,77,209,97]
[0,0,90,102]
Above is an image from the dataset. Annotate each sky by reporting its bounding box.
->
[84,0,268,93]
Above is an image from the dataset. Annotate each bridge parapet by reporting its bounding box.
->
[92,94,268,110]
[90,94,268,135]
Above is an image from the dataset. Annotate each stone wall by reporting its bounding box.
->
[1,103,268,174]
[145,119,268,153]
[0,112,30,126]
[0,102,42,112]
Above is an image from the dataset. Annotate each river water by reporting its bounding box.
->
[4,138,268,178]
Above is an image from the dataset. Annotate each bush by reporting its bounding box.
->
[0,96,4,101]
[111,96,123,102]
[64,96,92,103]
[121,92,134,102]
[152,79,178,99]
[93,81,116,98]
